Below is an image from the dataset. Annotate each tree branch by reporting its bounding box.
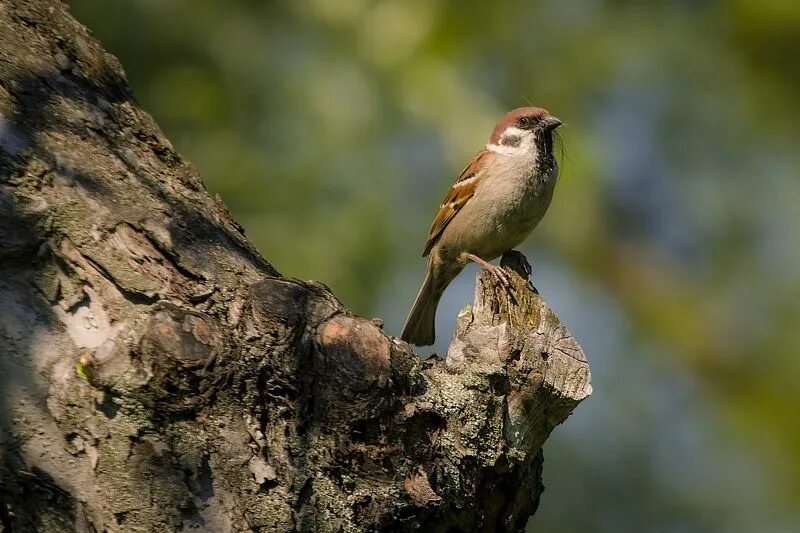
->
[0,1,590,531]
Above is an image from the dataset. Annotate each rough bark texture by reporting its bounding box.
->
[0,1,591,531]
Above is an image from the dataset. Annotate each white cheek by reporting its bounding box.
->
[521,135,538,154]
[503,126,526,137]
[487,130,538,156]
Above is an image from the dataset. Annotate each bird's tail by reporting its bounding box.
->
[400,268,442,346]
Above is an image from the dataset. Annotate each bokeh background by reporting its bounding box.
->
[71,1,800,531]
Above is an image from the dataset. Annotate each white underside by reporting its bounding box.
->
[436,141,558,261]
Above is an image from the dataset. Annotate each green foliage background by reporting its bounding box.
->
[71,1,800,530]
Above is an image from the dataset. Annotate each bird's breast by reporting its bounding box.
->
[434,156,558,262]
[470,161,558,256]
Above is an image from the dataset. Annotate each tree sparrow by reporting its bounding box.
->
[400,107,562,346]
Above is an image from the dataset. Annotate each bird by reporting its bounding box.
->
[400,107,562,346]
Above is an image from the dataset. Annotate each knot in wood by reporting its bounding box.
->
[142,304,220,369]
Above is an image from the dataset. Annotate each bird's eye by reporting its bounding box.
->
[518,116,535,128]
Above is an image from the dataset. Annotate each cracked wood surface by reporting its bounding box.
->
[0,1,591,531]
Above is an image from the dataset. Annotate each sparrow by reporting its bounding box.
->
[400,107,562,346]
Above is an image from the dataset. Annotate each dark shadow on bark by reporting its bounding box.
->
[0,207,77,529]
[0,33,265,530]
[1,62,275,281]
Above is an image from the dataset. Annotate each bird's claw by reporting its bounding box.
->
[463,253,516,294]
[486,264,514,292]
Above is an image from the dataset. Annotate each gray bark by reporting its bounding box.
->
[0,1,591,531]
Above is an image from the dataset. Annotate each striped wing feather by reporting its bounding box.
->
[422,150,493,257]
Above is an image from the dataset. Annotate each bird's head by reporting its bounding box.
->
[486,107,562,162]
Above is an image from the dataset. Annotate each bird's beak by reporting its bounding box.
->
[542,116,562,131]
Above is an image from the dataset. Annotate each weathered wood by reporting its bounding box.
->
[0,1,591,531]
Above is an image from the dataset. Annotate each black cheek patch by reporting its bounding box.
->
[500,134,521,147]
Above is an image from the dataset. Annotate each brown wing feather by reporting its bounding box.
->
[422,150,493,257]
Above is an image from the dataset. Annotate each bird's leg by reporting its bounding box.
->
[462,253,513,291]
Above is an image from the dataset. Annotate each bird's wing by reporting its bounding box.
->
[423,149,494,257]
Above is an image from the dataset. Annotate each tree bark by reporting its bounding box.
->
[0,1,591,531]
